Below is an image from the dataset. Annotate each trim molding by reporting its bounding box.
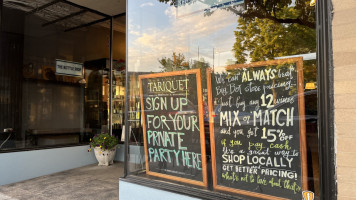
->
[0,143,89,154]
[120,175,250,200]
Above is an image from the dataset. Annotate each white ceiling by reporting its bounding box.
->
[68,0,126,16]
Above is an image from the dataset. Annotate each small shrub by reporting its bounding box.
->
[88,133,118,151]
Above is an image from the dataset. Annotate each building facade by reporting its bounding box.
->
[333,1,356,199]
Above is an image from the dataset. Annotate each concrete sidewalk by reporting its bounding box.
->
[0,162,123,200]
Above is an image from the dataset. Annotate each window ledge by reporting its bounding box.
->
[119,175,249,200]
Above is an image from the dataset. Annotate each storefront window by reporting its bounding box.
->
[127,0,319,199]
[0,1,125,150]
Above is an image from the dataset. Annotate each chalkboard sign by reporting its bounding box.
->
[207,58,307,199]
[139,69,208,187]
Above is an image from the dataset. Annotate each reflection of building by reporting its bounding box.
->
[84,58,126,134]
[119,1,337,200]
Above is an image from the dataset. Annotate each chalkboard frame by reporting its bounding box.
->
[139,69,208,187]
[207,57,307,199]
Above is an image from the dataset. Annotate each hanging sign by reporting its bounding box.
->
[56,59,83,77]
[207,57,307,199]
[139,69,208,187]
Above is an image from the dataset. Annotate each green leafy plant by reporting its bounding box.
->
[88,133,118,152]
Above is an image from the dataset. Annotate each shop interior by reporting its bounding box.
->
[0,0,130,149]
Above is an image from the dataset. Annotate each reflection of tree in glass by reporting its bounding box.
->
[157,0,317,95]
[230,1,317,86]
[159,52,211,100]
[191,58,210,90]
[229,0,315,28]
[233,17,316,64]
[158,52,190,72]
[158,0,315,28]
[157,0,316,80]
[159,52,210,84]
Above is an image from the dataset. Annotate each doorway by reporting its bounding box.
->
[0,0,126,150]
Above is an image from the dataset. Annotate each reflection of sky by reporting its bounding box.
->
[128,0,239,72]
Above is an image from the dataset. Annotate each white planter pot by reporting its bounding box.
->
[94,146,116,166]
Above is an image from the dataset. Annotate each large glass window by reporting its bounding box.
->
[127,0,319,199]
[0,1,126,150]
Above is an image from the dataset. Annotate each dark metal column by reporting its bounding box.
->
[317,0,337,199]
[0,1,2,129]
[0,0,2,33]
[109,17,113,136]
[123,0,129,177]
[0,0,3,61]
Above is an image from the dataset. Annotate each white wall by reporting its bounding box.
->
[0,145,97,186]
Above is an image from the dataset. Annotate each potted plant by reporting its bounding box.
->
[88,133,118,166]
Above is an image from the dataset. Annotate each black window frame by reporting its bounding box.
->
[316,0,337,199]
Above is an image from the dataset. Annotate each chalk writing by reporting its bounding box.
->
[140,71,206,184]
[209,58,305,199]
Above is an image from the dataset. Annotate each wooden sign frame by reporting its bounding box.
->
[207,57,307,199]
[139,69,208,187]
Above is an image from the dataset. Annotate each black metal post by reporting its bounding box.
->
[123,0,129,177]
[317,0,337,199]
[0,0,3,62]
[109,17,113,136]
[0,0,2,33]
